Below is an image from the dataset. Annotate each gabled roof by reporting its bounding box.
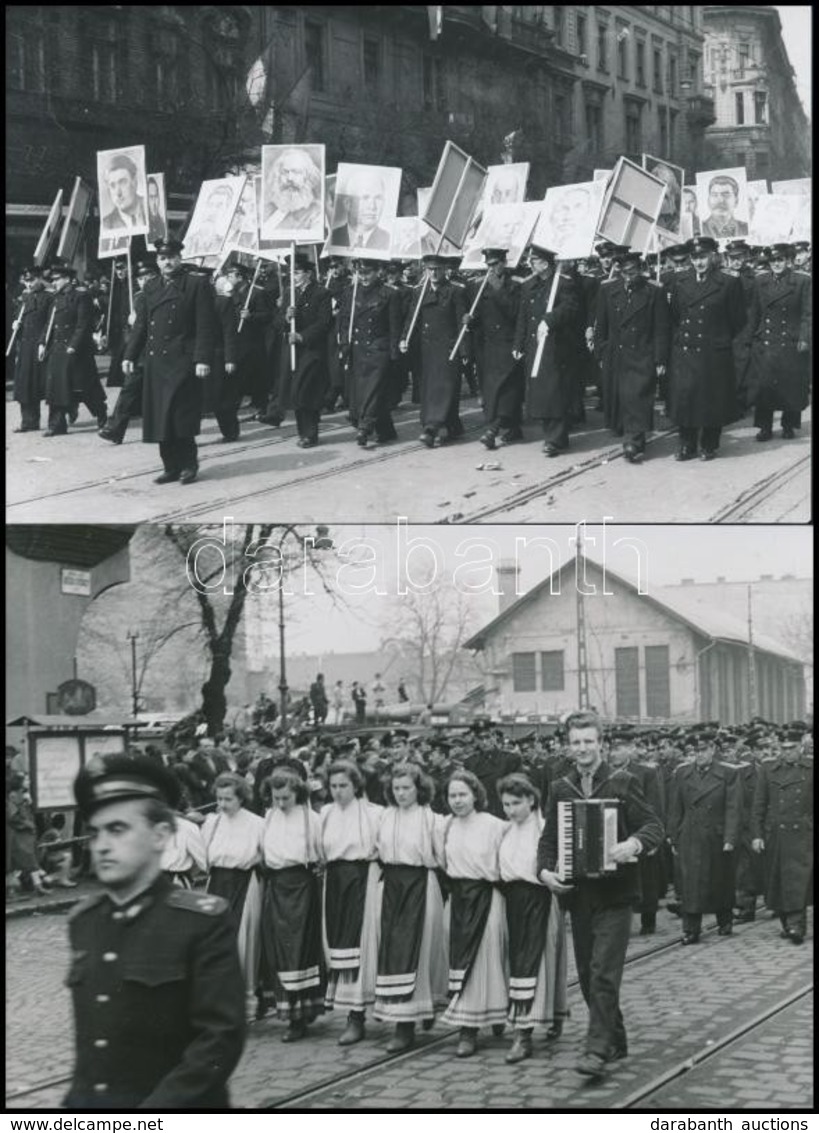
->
[463,555,803,665]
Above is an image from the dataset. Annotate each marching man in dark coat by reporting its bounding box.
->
[462,247,523,451]
[337,256,403,447]
[99,257,158,445]
[65,753,245,1110]
[38,259,108,436]
[752,736,813,944]
[226,262,270,417]
[745,242,811,441]
[668,731,741,943]
[512,243,581,456]
[100,257,134,389]
[666,235,746,461]
[266,253,332,448]
[721,239,757,409]
[731,751,765,922]
[122,237,214,484]
[208,272,242,442]
[594,248,670,462]
[400,253,468,448]
[11,265,51,432]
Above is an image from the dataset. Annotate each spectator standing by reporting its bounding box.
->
[352,681,367,724]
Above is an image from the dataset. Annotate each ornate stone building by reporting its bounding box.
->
[702,5,810,181]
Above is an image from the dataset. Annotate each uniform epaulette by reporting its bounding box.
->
[68,892,108,921]
[165,888,229,916]
[794,270,811,277]
[75,285,88,292]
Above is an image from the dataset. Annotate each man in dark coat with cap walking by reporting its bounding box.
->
[264,252,332,447]
[745,243,811,441]
[11,265,51,432]
[337,256,403,447]
[462,247,523,450]
[513,243,581,456]
[65,753,245,1110]
[668,731,741,943]
[666,235,746,461]
[99,258,158,445]
[752,735,813,943]
[594,249,670,462]
[400,253,468,447]
[122,238,214,484]
[38,259,109,436]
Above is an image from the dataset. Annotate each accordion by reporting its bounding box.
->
[557,798,625,880]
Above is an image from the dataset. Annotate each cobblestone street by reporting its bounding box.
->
[6,903,811,1110]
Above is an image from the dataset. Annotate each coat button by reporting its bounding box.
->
[96,994,111,1003]
[93,1084,108,1094]
[102,952,118,962]
[94,1039,109,1048]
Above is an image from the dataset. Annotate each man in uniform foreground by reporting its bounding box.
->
[65,754,245,1110]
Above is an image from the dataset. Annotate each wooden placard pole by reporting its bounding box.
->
[530,265,561,379]
[125,240,134,317]
[346,271,358,345]
[449,269,489,361]
[238,257,263,334]
[42,303,56,355]
[5,299,25,357]
[105,259,116,340]
[289,242,297,372]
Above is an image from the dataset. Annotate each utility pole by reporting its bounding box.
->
[747,585,758,719]
[126,630,140,718]
[575,531,590,710]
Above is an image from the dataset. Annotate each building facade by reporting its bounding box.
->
[464,557,805,725]
[702,5,810,181]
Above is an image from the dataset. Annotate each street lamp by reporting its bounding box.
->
[126,630,140,718]
[274,525,334,749]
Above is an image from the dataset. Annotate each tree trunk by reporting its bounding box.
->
[201,651,232,737]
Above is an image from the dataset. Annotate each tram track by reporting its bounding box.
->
[709,453,811,522]
[4,920,719,1108]
[616,982,813,1109]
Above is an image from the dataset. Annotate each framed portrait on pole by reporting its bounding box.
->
[260,144,326,243]
[642,154,684,237]
[145,172,169,249]
[694,166,750,240]
[33,189,63,267]
[532,179,608,259]
[97,145,149,237]
[460,201,541,269]
[182,176,245,263]
[56,177,94,264]
[596,158,668,254]
[323,162,402,261]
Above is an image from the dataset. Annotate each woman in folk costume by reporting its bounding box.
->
[160,810,208,888]
[320,760,384,1045]
[257,767,326,1041]
[201,773,263,1009]
[497,774,569,1064]
[441,769,509,1058]
[373,762,448,1052]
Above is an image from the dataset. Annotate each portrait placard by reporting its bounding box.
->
[463,162,529,247]
[422,141,487,248]
[391,217,422,261]
[225,176,258,256]
[417,188,461,257]
[746,179,769,227]
[642,154,684,237]
[596,159,668,254]
[772,179,811,242]
[460,201,541,269]
[748,194,798,245]
[260,144,326,243]
[253,175,290,263]
[145,172,169,249]
[323,162,402,262]
[695,167,749,239]
[324,174,337,237]
[97,145,149,237]
[33,189,63,267]
[532,179,608,259]
[182,176,245,262]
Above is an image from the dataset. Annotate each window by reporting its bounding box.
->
[576,13,587,58]
[669,109,678,158]
[554,6,564,47]
[586,102,603,151]
[688,51,700,85]
[754,90,767,125]
[540,651,565,692]
[645,646,670,718]
[423,54,445,110]
[554,90,571,142]
[91,39,117,102]
[636,39,645,86]
[669,54,677,95]
[653,48,663,92]
[738,42,750,73]
[735,91,745,125]
[597,24,608,73]
[7,22,46,92]
[659,107,668,155]
[512,653,537,693]
[363,37,380,89]
[617,32,628,80]
[304,20,325,91]
[615,647,640,717]
[625,100,642,153]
